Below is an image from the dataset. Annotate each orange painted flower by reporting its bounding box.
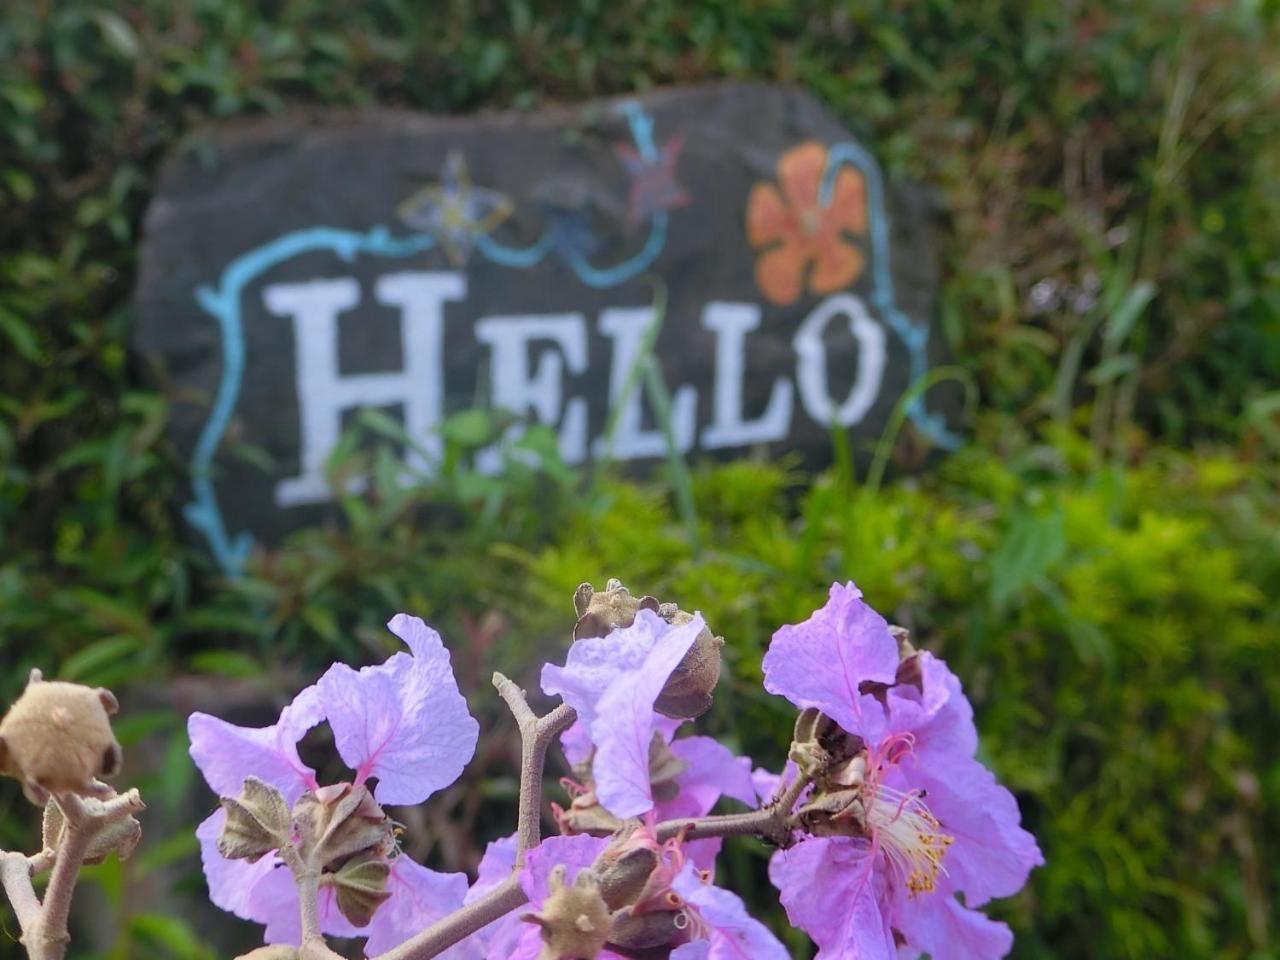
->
[746,142,868,306]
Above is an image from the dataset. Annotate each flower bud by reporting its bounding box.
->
[217,776,291,862]
[647,734,686,804]
[595,845,660,911]
[572,580,660,642]
[42,791,141,864]
[523,865,612,960]
[652,609,723,721]
[790,708,862,778]
[889,624,915,660]
[606,905,695,953]
[293,783,393,869]
[553,788,625,837]
[572,581,723,719]
[331,852,393,927]
[0,673,123,806]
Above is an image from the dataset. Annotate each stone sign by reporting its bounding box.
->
[134,83,957,574]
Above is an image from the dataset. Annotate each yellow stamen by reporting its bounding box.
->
[866,783,954,897]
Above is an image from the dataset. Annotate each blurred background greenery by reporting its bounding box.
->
[1,1,1277,958]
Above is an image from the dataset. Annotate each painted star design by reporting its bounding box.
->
[397,153,513,265]
[614,134,690,227]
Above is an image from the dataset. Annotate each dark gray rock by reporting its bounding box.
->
[133,83,957,573]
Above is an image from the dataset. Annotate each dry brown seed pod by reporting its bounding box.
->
[0,673,122,806]
[523,865,612,960]
[42,792,141,864]
[652,610,723,720]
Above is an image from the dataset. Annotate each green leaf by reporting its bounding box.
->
[58,635,143,684]
[129,913,208,959]
[990,504,1067,611]
[1102,281,1157,347]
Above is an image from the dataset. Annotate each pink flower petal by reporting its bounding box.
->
[763,582,899,739]
[363,857,475,957]
[661,736,755,820]
[195,810,286,922]
[466,835,524,960]
[894,894,1014,960]
[673,865,789,960]
[543,610,705,818]
[591,618,703,817]
[518,834,610,906]
[769,837,896,960]
[188,683,324,803]
[318,614,479,806]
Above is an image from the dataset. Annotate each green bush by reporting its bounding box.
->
[0,2,1277,958]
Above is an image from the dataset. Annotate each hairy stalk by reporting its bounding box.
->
[0,789,145,960]
[656,768,812,848]
[323,676,802,960]
[373,676,575,960]
[280,843,346,960]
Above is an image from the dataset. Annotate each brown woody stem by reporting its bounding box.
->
[0,789,144,960]
[373,676,575,960]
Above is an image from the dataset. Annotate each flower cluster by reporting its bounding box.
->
[762,583,1043,959]
[186,578,1041,960]
[188,614,480,955]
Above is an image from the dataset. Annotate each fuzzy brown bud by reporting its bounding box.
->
[0,672,123,806]
[652,608,722,720]
[293,783,393,869]
[523,865,612,960]
[331,853,393,927]
[606,905,695,953]
[218,776,292,862]
[42,791,141,864]
[572,580,660,642]
[790,708,863,779]
[595,845,660,911]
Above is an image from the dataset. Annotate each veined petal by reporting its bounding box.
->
[591,617,704,817]
[893,894,1014,960]
[518,834,610,907]
[363,857,475,957]
[673,865,789,960]
[542,610,705,818]
[188,684,323,803]
[763,582,899,739]
[662,736,756,820]
[541,609,688,725]
[467,835,524,960]
[318,614,479,806]
[769,837,896,960]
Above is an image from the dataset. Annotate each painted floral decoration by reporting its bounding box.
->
[398,152,513,266]
[746,141,869,306]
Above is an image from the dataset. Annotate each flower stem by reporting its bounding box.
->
[373,676,575,960]
[0,789,145,960]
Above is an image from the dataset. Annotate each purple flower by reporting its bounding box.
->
[188,615,480,954]
[671,863,789,960]
[504,831,784,960]
[763,583,1043,960]
[762,581,899,741]
[318,613,480,806]
[542,609,706,817]
[505,835,619,960]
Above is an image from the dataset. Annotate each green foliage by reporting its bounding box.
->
[520,445,1280,960]
[0,1,1278,959]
